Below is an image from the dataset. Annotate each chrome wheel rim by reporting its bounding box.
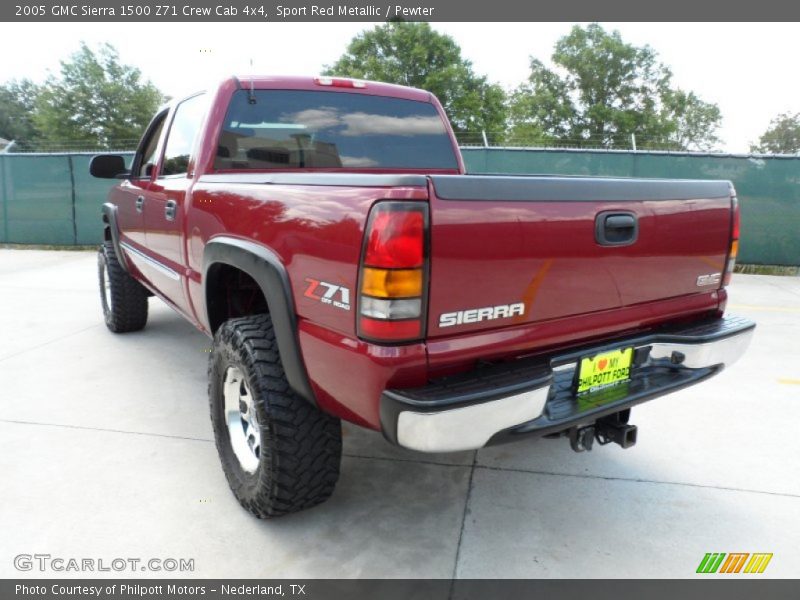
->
[223,366,260,473]
[102,261,112,311]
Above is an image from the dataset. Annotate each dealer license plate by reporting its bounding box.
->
[576,347,633,394]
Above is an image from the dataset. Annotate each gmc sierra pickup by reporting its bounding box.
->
[90,75,754,517]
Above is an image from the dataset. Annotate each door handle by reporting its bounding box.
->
[135,196,144,213]
[165,199,177,222]
[595,211,638,246]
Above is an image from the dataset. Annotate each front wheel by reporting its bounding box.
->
[209,314,342,518]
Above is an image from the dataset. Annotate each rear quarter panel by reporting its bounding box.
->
[185,181,430,427]
[185,182,428,335]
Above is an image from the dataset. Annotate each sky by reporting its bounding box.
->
[1,22,798,152]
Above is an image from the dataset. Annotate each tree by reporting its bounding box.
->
[750,113,800,154]
[324,22,506,142]
[507,24,721,150]
[33,42,163,149]
[0,79,40,148]
[507,59,578,146]
[661,90,721,151]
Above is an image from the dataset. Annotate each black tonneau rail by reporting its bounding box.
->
[431,174,732,202]
[199,172,733,202]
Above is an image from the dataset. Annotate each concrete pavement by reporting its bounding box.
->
[0,249,797,578]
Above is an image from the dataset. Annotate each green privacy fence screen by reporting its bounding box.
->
[1,149,798,264]
[0,152,134,246]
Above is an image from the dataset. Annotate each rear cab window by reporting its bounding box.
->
[214,90,458,171]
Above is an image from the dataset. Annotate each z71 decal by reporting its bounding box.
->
[304,278,351,311]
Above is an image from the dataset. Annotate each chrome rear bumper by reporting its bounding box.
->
[381,315,755,453]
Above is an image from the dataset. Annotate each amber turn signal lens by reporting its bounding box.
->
[729,240,739,259]
[361,267,423,299]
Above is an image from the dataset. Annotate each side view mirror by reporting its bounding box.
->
[90,154,130,179]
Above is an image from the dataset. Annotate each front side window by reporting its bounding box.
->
[215,90,458,171]
[161,93,207,176]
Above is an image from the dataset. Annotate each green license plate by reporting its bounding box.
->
[576,347,633,394]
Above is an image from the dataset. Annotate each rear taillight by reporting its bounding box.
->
[357,202,428,342]
[723,194,740,286]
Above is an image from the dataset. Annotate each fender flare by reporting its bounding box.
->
[202,237,317,406]
[101,203,130,272]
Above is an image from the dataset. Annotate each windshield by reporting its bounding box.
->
[215,89,458,171]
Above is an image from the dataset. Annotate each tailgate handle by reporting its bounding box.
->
[596,212,638,246]
[605,215,635,229]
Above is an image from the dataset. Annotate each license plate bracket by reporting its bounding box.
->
[575,347,633,394]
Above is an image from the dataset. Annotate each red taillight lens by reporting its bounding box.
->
[364,210,424,269]
[359,317,421,341]
[723,195,740,287]
[358,202,428,343]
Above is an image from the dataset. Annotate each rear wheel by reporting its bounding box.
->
[209,313,342,518]
[98,241,148,333]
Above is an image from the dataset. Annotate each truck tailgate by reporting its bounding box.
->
[426,175,733,338]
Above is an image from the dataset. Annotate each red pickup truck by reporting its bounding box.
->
[90,75,754,517]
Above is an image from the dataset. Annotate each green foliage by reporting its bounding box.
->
[324,22,506,142]
[33,42,163,149]
[508,24,721,150]
[661,90,722,151]
[0,79,41,148]
[750,113,800,154]
[507,59,577,146]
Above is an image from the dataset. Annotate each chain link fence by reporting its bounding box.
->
[1,139,140,153]
[5,135,800,156]
[452,132,747,153]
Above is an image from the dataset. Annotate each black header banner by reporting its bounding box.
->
[2,0,800,21]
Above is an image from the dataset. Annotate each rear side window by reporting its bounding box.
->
[161,93,207,176]
[135,111,167,178]
[215,90,458,170]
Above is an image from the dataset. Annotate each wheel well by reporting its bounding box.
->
[206,264,270,333]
